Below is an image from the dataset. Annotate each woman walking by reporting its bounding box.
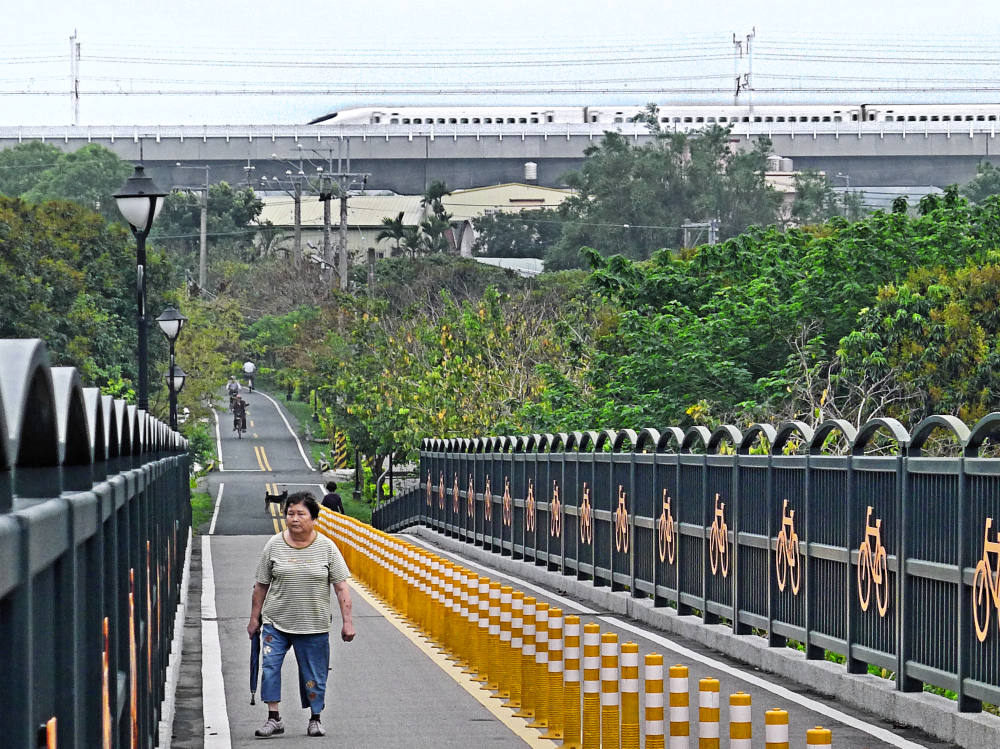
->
[248,492,355,737]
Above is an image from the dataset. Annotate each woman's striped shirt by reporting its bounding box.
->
[255,532,350,634]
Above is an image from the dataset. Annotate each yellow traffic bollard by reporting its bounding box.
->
[561,615,582,749]
[729,693,751,749]
[514,597,537,719]
[697,678,720,749]
[505,591,525,708]
[807,726,833,746]
[601,632,620,749]
[542,608,565,740]
[644,654,665,749]
[765,709,789,749]
[668,664,689,748]
[581,623,601,749]
[495,586,513,699]
[620,643,640,749]
[528,603,551,728]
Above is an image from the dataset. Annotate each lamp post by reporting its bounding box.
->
[163,366,188,428]
[115,165,167,411]
[156,307,188,429]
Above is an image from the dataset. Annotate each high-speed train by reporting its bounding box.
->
[308,104,1000,128]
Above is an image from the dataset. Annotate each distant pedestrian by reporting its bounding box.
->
[248,492,355,738]
[321,481,344,514]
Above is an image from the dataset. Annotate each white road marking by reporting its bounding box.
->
[201,537,231,748]
[252,388,315,471]
[209,483,224,535]
[402,535,929,749]
[213,409,224,471]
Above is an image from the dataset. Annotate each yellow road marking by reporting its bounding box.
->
[250,420,255,427]
[254,445,273,472]
[259,446,272,471]
[347,580,550,748]
[253,433,258,438]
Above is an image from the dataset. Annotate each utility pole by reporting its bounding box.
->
[338,189,349,290]
[293,180,302,266]
[199,181,208,288]
[69,31,81,125]
[320,176,334,281]
[367,247,376,297]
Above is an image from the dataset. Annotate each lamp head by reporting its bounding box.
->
[165,365,187,394]
[155,306,188,342]
[114,165,166,233]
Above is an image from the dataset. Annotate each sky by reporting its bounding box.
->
[3,0,1000,126]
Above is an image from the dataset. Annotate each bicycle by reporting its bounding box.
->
[484,475,493,522]
[857,505,889,616]
[525,479,536,533]
[775,498,801,595]
[233,411,246,439]
[614,485,629,553]
[502,477,512,527]
[709,493,729,578]
[426,469,433,507]
[550,480,562,539]
[452,474,460,514]
[973,516,1000,642]
[467,474,475,518]
[658,490,675,564]
[579,482,593,545]
[437,472,445,510]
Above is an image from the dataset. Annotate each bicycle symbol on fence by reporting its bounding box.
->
[426,469,432,506]
[614,485,629,553]
[775,499,801,596]
[502,477,512,527]
[657,490,675,564]
[550,481,562,538]
[484,476,493,522]
[467,474,475,518]
[525,479,536,533]
[580,482,593,545]
[452,474,460,513]
[973,516,1000,643]
[709,493,729,578]
[438,471,446,510]
[857,505,890,617]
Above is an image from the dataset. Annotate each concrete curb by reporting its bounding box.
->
[408,526,1000,749]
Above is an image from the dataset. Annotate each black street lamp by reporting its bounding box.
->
[115,165,167,411]
[163,365,188,428]
[156,307,188,429]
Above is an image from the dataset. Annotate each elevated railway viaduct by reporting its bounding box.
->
[2,123,998,193]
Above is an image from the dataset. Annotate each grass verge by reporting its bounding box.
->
[191,490,214,534]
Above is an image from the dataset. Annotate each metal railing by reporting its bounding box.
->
[373,414,1000,713]
[0,339,191,748]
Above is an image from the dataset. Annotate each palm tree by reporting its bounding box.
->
[421,180,452,221]
[419,215,452,254]
[400,225,422,258]
[375,211,407,256]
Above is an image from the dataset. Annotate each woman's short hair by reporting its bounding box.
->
[283,491,320,519]
[325,481,338,492]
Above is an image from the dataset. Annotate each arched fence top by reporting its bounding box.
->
[50,367,91,466]
[636,428,660,452]
[773,420,814,455]
[909,414,970,456]
[594,428,618,452]
[809,419,857,455]
[472,437,485,453]
[657,427,686,452]
[548,433,566,452]
[852,417,911,455]
[681,425,712,453]
[564,431,585,451]
[0,339,59,470]
[576,430,600,452]
[115,399,132,457]
[613,429,638,452]
[968,413,1000,455]
[83,388,106,463]
[738,423,777,454]
[707,425,742,454]
[101,395,119,459]
[515,434,534,452]
[501,435,516,453]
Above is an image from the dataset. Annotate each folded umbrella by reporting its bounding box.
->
[250,618,262,705]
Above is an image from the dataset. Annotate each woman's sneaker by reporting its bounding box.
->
[307,719,326,737]
[255,717,284,737]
